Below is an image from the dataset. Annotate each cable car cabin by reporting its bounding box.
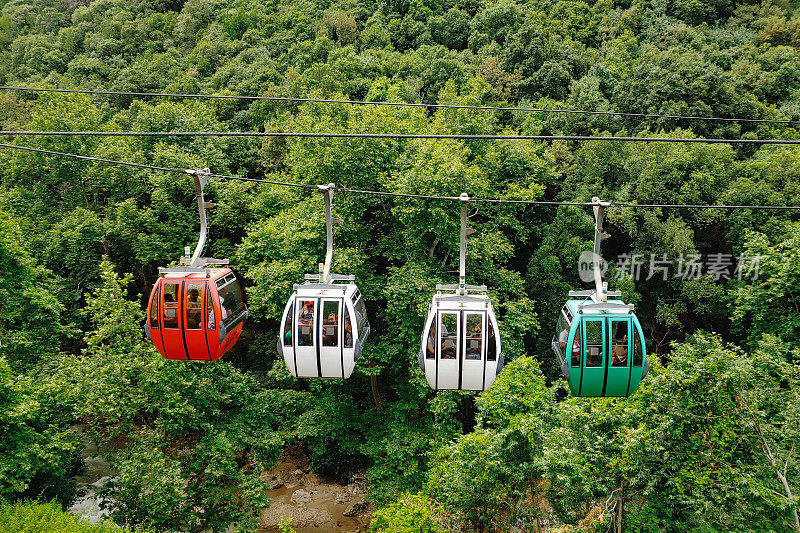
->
[418,292,503,391]
[278,280,370,379]
[552,299,649,397]
[145,268,248,361]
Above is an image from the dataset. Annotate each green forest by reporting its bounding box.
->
[2,0,800,530]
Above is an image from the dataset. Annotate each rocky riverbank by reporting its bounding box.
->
[260,450,373,533]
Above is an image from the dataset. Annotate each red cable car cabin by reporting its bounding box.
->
[145,268,248,361]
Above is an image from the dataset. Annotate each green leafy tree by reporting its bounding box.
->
[0,356,84,507]
[733,222,800,348]
[42,261,277,531]
[0,209,69,370]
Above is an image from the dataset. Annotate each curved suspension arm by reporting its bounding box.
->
[591,196,611,303]
[459,193,469,294]
[186,168,211,268]
[319,183,336,284]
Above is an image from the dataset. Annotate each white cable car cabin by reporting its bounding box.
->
[278,275,370,379]
[416,194,503,391]
[276,183,370,379]
[418,285,503,391]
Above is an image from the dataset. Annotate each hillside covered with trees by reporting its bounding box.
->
[2,0,800,530]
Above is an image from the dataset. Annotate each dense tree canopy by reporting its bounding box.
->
[1,0,800,531]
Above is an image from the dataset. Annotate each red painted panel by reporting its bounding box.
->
[161,280,186,360]
[184,280,210,361]
[147,279,166,357]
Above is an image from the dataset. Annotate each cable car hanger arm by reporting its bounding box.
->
[165,168,230,270]
[591,197,612,303]
[186,168,210,268]
[320,183,335,284]
[458,193,470,295]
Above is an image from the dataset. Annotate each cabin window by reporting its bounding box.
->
[585,320,603,367]
[354,295,369,335]
[440,313,458,360]
[343,307,353,348]
[465,313,483,360]
[185,283,203,330]
[216,276,244,327]
[611,321,629,367]
[322,301,339,347]
[163,283,179,329]
[571,325,582,367]
[283,302,294,346]
[633,331,643,367]
[206,286,216,330]
[486,316,497,361]
[425,321,436,360]
[297,300,315,346]
[557,309,572,351]
[149,286,160,329]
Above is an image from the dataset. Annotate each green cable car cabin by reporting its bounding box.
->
[552,298,649,397]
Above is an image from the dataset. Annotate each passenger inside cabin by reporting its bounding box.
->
[559,328,568,349]
[186,289,201,329]
[612,334,628,366]
[217,289,231,320]
[207,307,216,330]
[585,323,602,367]
[299,301,313,323]
[298,301,314,346]
[426,324,436,358]
[572,337,581,366]
[440,322,456,359]
[344,317,353,347]
[322,312,338,346]
[466,322,482,360]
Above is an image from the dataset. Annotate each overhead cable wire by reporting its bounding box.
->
[2,85,798,126]
[4,130,800,145]
[0,143,316,189]
[1,142,800,210]
[0,142,184,173]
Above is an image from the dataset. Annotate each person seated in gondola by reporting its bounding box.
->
[322,312,338,345]
[466,322,482,360]
[572,336,581,366]
[426,324,436,357]
[298,301,314,346]
[299,301,313,323]
[344,318,353,347]
[218,289,232,320]
[612,334,628,366]
[186,289,201,329]
[559,329,568,349]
